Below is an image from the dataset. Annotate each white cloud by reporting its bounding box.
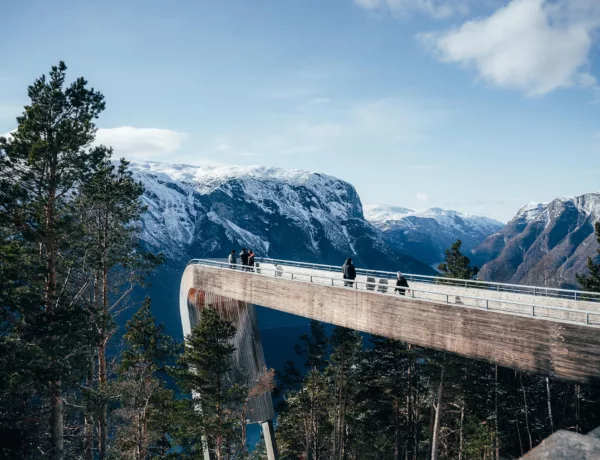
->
[215,143,232,152]
[95,126,188,160]
[421,0,600,95]
[416,192,429,201]
[355,0,471,19]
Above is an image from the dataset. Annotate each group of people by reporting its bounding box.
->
[228,248,255,270]
[342,257,410,295]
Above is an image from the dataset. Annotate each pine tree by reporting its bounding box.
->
[176,307,246,459]
[113,298,178,460]
[0,61,107,460]
[327,327,362,459]
[576,222,600,292]
[77,156,162,459]
[438,239,479,280]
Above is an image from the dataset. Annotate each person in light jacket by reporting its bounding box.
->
[342,258,357,287]
[395,271,409,295]
[228,249,237,269]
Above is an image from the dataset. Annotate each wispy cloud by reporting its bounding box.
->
[95,126,188,160]
[416,192,429,201]
[407,163,439,170]
[419,0,600,96]
[354,0,472,19]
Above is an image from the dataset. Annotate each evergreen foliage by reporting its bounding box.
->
[176,307,248,459]
[112,299,179,459]
[0,61,108,460]
[576,222,600,292]
[437,239,479,280]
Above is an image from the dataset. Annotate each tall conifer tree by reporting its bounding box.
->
[0,62,106,460]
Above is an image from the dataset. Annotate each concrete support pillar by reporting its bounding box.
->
[261,420,279,460]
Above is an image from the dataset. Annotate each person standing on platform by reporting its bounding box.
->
[342,257,357,287]
[240,247,249,270]
[228,249,237,269]
[395,271,410,295]
[248,250,255,271]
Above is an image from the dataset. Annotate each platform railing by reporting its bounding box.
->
[187,258,600,327]
[253,258,600,302]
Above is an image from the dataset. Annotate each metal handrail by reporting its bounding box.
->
[254,258,600,302]
[187,259,600,326]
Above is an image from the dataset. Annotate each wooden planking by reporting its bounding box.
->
[184,265,600,383]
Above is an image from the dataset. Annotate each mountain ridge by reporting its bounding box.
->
[364,203,504,266]
[475,192,600,289]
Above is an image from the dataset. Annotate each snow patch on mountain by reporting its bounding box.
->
[364,203,504,266]
[365,204,504,234]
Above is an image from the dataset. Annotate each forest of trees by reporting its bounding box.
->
[2,63,600,460]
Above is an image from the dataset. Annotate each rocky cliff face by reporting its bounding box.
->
[365,204,504,266]
[129,162,436,338]
[474,193,600,289]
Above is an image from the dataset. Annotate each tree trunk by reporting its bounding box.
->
[50,380,64,460]
[99,259,109,459]
[431,360,445,460]
[520,373,532,451]
[98,339,107,460]
[47,177,64,460]
[515,414,524,457]
[84,350,95,460]
[406,357,412,460]
[394,398,401,460]
[546,377,554,434]
[458,401,465,460]
[575,384,581,434]
[494,364,499,460]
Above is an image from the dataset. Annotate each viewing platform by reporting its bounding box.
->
[181,258,600,384]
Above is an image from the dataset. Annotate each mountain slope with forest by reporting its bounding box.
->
[474,193,600,289]
[365,204,504,266]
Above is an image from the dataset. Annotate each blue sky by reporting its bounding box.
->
[2,0,600,221]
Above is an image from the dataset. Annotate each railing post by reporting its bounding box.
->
[532,305,535,316]
[587,313,590,325]
[446,295,449,304]
[331,278,334,286]
[291,273,294,280]
[485,299,489,310]
[310,275,313,283]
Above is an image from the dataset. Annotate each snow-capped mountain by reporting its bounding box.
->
[474,193,600,289]
[364,204,504,266]
[129,162,436,337]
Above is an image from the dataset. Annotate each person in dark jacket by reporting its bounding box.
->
[342,258,357,287]
[248,250,255,270]
[228,249,237,269]
[395,271,409,295]
[240,248,249,270]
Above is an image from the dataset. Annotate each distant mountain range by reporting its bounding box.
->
[125,160,600,338]
[474,193,600,289]
[364,204,504,267]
